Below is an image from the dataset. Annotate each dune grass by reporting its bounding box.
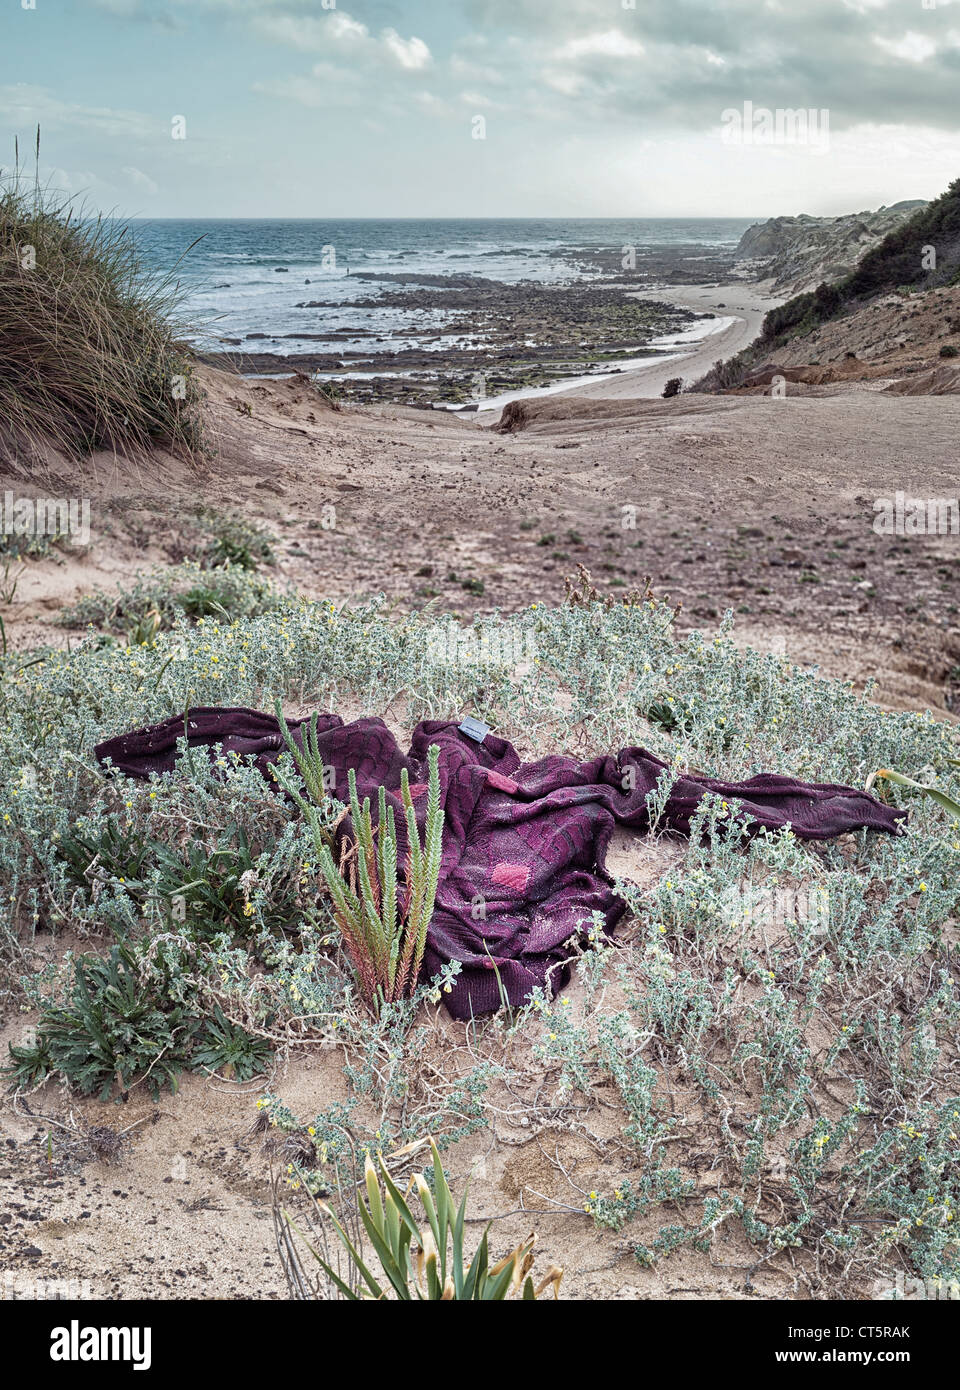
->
[0,133,202,470]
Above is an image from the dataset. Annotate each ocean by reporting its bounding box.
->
[128,217,754,356]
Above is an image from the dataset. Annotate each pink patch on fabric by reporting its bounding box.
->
[406,782,428,798]
[491,861,530,892]
[486,770,519,795]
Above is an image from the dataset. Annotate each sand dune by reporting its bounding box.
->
[4,363,958,718]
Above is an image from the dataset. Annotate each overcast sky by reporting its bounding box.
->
[1,0,958,218]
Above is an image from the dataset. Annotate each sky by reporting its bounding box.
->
[0,0,959,219]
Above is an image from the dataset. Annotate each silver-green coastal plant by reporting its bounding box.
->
[315,744,443,1014]
[57,560,283,636]
[2,589,960,1293]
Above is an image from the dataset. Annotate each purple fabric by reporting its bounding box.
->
[95,707,905,1020]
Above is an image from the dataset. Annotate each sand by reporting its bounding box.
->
[3,353,958,716]
[554,281,781,401]
[0,832,804,1303]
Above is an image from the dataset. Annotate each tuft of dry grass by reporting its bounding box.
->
[0,131,203,472]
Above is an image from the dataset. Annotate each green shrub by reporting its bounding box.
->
[6,927,275,1097]
[6,942,200,1098]
[58,560,283,634]
[58,814,156,891]
[0,530,63,561]
[192,1004,272,1082]
[61,819,302,942]
[186,510,276,571]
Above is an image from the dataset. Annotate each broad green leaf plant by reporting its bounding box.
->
[868,762,960,823]
[284,1138,562,1300]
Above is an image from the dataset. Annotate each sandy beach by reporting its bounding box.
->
[558,281,781,402]
[3,253,960,1310]
[3,355,959,1306]
[468,281,781,416]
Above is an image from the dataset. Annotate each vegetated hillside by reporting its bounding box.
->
[716,285,960,396]
[697,179,960,392]
[734,200,927,294]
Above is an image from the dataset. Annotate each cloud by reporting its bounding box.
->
[382,28,431,70]
[21,0,960,222]
[555,30,645,62]
[249,9,433,113]
[44,167,103,195]
[413,90,456,118]
[459,90,504,109]
[0,85,155,139]
[91,0,364,13]
[449,55,505,85]
[327,12,369,43]
[251,13,364,50]
[542,69,586,97]
[456,0,960,134]
[253,69,364,109]
[874,32,938,63]
[89,0,183,29]
[253,9,431,70]
[122,165,159,194]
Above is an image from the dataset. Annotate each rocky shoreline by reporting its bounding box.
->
[199,265,712,408]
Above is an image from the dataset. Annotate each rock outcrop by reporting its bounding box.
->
[734,202,927,294]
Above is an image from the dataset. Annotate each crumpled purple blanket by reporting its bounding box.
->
[95,707,904,1020]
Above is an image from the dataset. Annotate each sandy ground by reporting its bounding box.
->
[2,804,843,1304]
[5,352,956,717]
